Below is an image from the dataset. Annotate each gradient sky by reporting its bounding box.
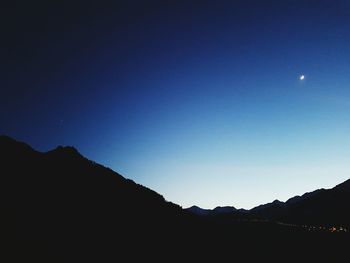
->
[2,0,350,209]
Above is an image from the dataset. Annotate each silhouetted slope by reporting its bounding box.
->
[1,136,188,236]
[187,205,236,216]
[248,181,350,228]
[187,180,350,228]
[1,135,199,261]
[249,199,287,220]
[187,205,211,216]
[188,180,350,229]
[2,135,349,261]
[212,206,237,214]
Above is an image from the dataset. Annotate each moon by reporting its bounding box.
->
[299,74,305,80]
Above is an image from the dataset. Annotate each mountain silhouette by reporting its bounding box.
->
[213,206,237,214]
[187,205,211,216]
[187,181,350,229]
[223,182,349,228]
[1,135,196,261]
[2,135,349,261]
[188,205,237,216]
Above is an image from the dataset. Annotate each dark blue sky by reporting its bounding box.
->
[2,0,350,208]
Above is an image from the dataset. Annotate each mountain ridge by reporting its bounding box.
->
[187,180,350,228]
[2,134,350,229]
[2,135,350,261]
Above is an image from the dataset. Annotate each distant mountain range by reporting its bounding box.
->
[2,135,349,261]
[187,179,350,229]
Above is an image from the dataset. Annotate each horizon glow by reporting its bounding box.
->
[2,1,350,209]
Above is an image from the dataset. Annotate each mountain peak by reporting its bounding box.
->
[213,206,237,214]
[49,145,82,158]
[272,199,283,204]
[186,205,237,216]
[55,145,80,154]
[186,205,211,216]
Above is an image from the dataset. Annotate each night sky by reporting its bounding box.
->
[2,0,350,209]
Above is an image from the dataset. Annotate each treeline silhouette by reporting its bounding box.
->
[2,135,349,262]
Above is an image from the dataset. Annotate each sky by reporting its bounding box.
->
[2,0,350,209]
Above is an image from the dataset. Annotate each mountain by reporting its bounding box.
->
[1,135,197,261]
[249,199,287,220]
[248,181,350,228]
[186,205,237,216]
[187,205,211,216]
[213,206,237,213]
[187,182,350,229]
[2,135,349,261]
